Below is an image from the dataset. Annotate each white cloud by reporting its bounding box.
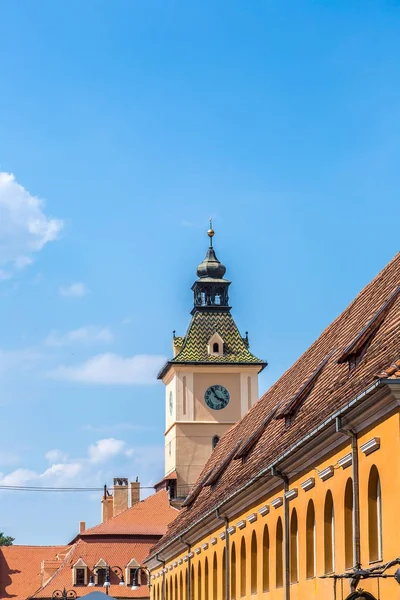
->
[45,449,68,463]
[0,172,63,275]
[49,353,165,385]
[0,468,38,487]
[59,282,88,297]
[40,463,82,480]
[0,347,42,377]
[45,326,113,347]
[88,438,126,464]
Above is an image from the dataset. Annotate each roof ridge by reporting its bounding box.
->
[83,490,169,535]
[31,543,79,597]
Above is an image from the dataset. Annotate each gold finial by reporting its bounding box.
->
[207,218,214,246]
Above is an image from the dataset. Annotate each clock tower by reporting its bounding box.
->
[157,223,267,499]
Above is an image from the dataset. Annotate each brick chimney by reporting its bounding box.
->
[101,484,113,523]
[130,478,140,507]
[79,521,86,534]
[113,477,128,516]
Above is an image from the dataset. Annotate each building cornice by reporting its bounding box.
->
[145,380,400,566]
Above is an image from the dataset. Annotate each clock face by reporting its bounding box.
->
[204,385,230,410]
[169,391,173,416]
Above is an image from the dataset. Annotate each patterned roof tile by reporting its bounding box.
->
[159,311,266,378]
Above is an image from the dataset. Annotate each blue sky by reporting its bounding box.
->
[0,1,399,544]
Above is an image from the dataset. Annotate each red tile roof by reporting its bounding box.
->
[33,539,154,598]
[0,545,69,600]
[150,252,400,556]
[375,357,400,379]
[82,491,178,537]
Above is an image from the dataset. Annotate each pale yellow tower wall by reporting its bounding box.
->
[164,365,261,490]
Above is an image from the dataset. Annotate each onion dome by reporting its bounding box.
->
[196,221,227,279]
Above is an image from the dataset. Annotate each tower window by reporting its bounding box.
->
[215,294,221,305]
[213,342,219,353]
[212,435,220,450]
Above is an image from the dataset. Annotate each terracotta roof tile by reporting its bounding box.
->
[375,357,400,379]
[33,539,154,598]
[0,545,69,600]
[151,252,400,556]
[82,491,178,537]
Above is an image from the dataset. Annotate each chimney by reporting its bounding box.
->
[130,478,140,507]
[79,521,86,534]
[101,484,113,523]
[113,477,128,516]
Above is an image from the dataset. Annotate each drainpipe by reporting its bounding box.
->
[272,466,290,600]
[156,554,166,600]
[336,417,361,592]
[216,509,230,600]
[180,537,191,600]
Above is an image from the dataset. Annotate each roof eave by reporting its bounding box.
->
[157,359,268,380]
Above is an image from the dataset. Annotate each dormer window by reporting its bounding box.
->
[72,559,88,586]
[207,333,224,357]
[94,559,107,586]
[125,559,140,587]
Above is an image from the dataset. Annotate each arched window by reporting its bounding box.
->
[170,577,173,600]
[240,537,246,597]
[290,508,298,583]
[368,465,383,562]
[222,548,226,600]
[213,342,219,353]
[198,562,202,600]
[212,435,220,450]
[324,490,335,573]
[183,376,187,415]
[185,569,188,600]
[276,517,283,588]
[190,566,194,600]
[251,531,257,593]
[344,478,354,569]
[213,553,217,599]
[165,577,169,600]
[231,542,237,600]
[179,572,183,600]
[262,525,270,591]
[205,557,209,600]
[174,575,178,600]
[306,500,316,578]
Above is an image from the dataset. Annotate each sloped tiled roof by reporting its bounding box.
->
[375,357,400,379]
[82,491,178,537]
[33,539,153,598]
[0,545,69,600]
[159,311,266,378]
[151,252,400,555]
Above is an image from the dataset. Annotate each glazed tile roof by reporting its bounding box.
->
[159,311,266,378]
[150,252,400,555]
[0,545,69,600]
[81,491,178,537]
[33,539,154,598]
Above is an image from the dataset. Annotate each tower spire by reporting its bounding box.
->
[207,218,214,248]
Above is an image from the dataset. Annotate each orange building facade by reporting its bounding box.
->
[146,253,400,600]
